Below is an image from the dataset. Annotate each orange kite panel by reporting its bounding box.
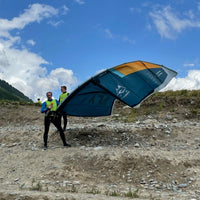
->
[114,61,161,76]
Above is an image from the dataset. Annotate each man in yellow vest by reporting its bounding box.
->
[41,91,71,149]
[58,86,69,131]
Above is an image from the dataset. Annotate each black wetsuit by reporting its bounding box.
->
[58,112,67,131]
[44,113,67,147]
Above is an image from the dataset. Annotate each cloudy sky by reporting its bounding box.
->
[0,0,200,101]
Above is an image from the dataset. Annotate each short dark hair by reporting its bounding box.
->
[61,86,67,90]
[46,92,52,96]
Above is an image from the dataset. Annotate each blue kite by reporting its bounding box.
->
[57,60,177,117]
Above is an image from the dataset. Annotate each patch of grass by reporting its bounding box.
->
[145,108,151,115]
[125,109,137,122]
[124,188,139,198]
[190,90,200,97]
[0,99,35,106]
[159,102,163,111]
[191,109,198,115]
[31,178,35,184]
[109,190,120,197]
[30,181,42,191]
[179,90,188,96]
[19,183,25,190]
[154,90,200,98]
[86,187,101,194]
[13,104,19,109]
[70,184,77,193]
[35,102,42,106]
[30,178,42,191]
[114,116,119,121]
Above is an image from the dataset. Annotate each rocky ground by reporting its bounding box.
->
[0,93,200,200]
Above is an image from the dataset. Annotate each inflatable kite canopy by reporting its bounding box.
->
[57,60,177,117]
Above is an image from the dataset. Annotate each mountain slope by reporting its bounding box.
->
[0,79,32,102]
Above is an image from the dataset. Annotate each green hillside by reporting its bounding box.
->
[0,79,33,102]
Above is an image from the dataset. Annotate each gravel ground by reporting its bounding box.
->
[0,103,200,200]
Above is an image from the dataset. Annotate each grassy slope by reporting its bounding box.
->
[0,79,32,102]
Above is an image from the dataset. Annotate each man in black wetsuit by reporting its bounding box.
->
[41,91,71,149]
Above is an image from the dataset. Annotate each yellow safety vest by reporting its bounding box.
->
[59,92,68,103]
[46,99,57,111]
